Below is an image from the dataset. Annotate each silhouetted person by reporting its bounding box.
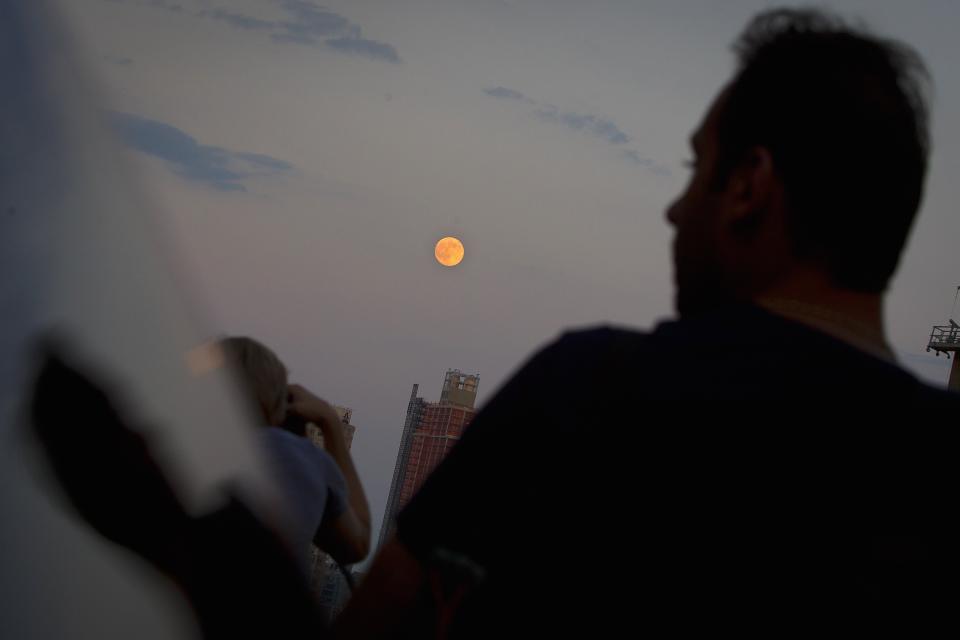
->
[337,8,960,638]
[220,337,371,567]
[30,346,327,639]
[30,337,370,639]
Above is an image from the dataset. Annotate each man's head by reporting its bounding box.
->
[666,8,931,316]
[220,336,288,426]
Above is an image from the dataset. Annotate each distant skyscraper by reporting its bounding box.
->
[378,370,479,549]
[307,405,356,450]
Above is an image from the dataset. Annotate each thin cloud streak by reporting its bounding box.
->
[483,86,528,101]
[533,105,630,145]
[206,9,274,31]
[102,54,133,66]
[325,36,401,63]
[483,86,666,173]
[106,0,402,63]
[107,111,294,192]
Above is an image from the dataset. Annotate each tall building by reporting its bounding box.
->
[307,405,356,450]
[378,370,479,549]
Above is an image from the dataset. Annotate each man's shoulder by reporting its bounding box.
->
[262,428,337,469]
[518,307,957,410]
[913,383,960,411]
[262,426,308,450]
[541,313,712,368]
[551,324,653,353]
[546,305,765,356]
[528,325,658,383]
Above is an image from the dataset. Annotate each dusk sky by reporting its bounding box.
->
[59,0,960,547]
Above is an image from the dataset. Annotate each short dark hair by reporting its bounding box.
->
[715,8,931,292]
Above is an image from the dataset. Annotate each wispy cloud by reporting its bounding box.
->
[483,86,668,174]
[206,9,274,31]
[483,86,528,101]
[110,0,401,63]
[107,111,293,192]
[276,0,355,36]
[269,1,401,63]
[102,54,133,66]
[324,36,401,63]
[623,150,671,175]
[146,0,183,12]
[533,106,630,145]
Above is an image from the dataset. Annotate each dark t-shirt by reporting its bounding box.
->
[397,304,958,636]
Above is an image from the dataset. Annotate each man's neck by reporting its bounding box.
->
[753,270,894,362]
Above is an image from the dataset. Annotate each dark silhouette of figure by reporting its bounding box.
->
[336,9,960,639]
[30,348,326,639]
[29,338,370,639]
[220,337,371,567]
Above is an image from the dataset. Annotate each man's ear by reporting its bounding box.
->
[724,145,778,231]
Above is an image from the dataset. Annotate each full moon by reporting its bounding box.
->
[434,236,465,267]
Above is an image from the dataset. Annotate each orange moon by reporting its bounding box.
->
[434,236,465,267]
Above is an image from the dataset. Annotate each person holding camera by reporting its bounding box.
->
[221,336,371,568]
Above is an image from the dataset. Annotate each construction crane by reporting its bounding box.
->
[926,286,960,391]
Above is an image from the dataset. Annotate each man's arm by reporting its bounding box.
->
[288,384,371,564]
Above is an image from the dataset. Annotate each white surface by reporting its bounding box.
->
[0,2,286,636]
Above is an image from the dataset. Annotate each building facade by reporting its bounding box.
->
[306,405,355,450]
[378,370,479,549]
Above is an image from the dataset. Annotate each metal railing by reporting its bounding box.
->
[928,321,960,352]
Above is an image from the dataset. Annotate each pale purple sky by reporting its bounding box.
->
[59,0,960,545]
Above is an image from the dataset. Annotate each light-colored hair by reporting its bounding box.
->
[220,336,288,426]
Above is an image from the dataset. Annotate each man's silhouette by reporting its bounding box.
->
[337,8,959,638]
